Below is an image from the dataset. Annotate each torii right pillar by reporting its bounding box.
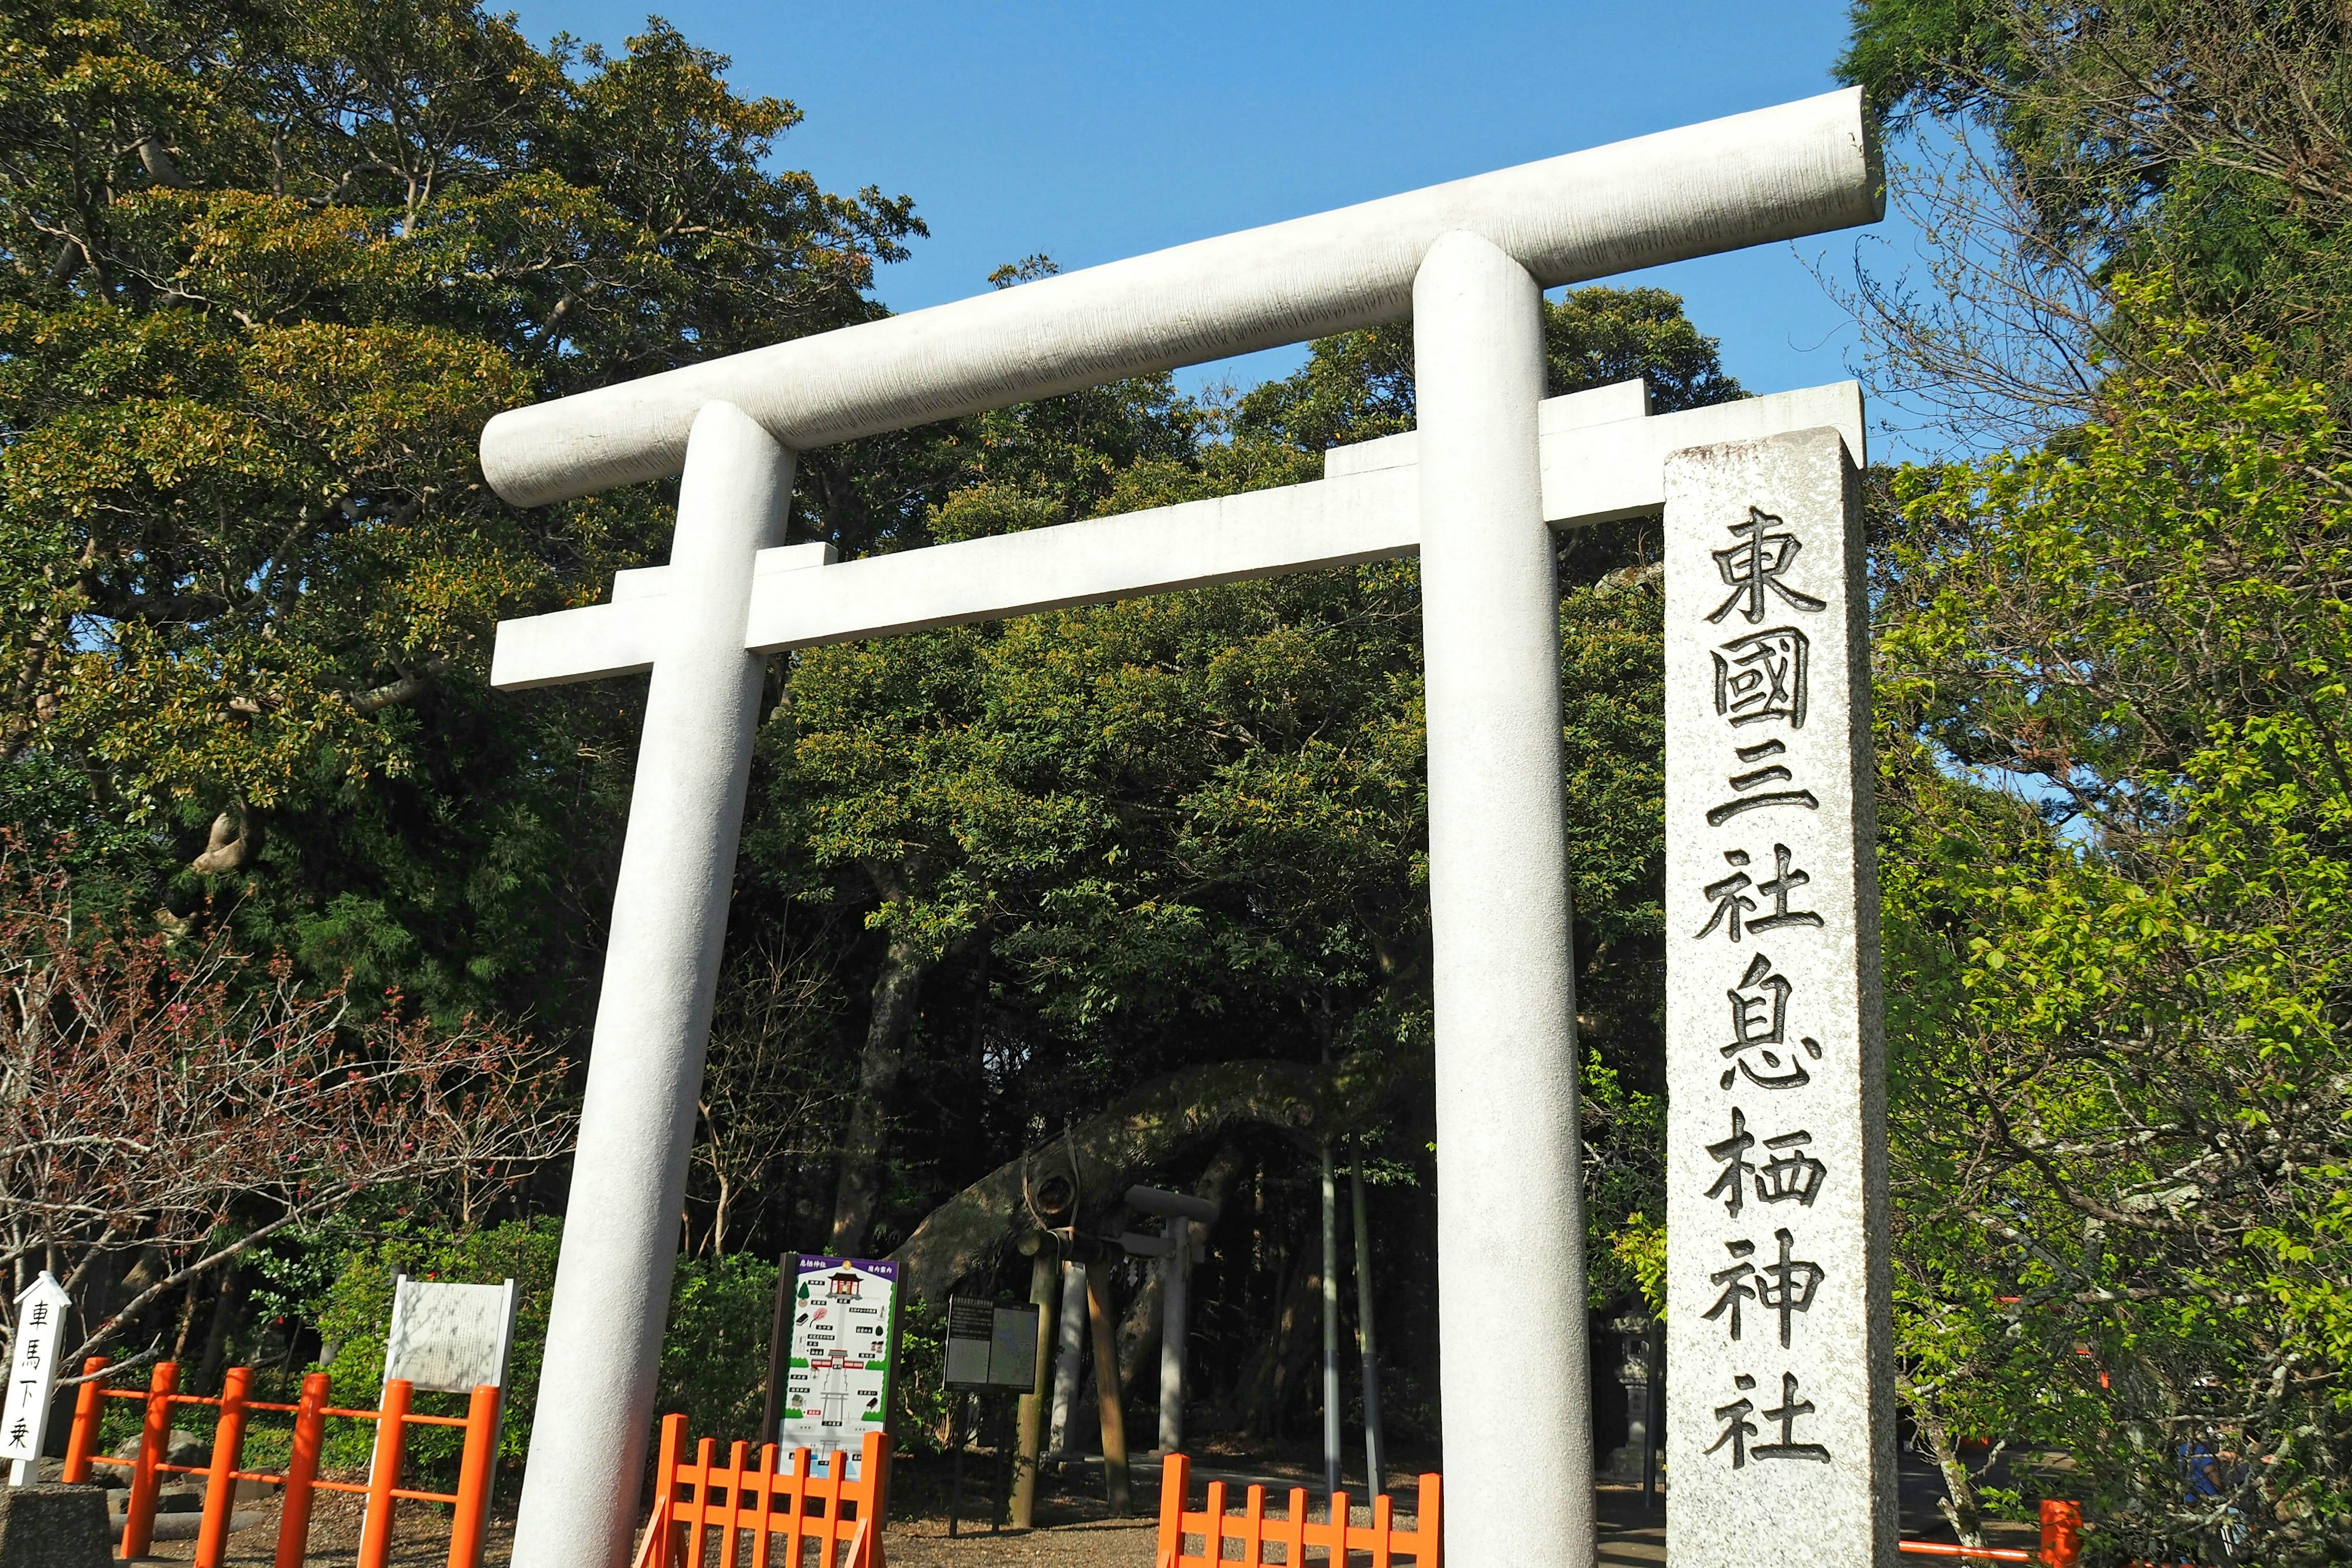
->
[1664,427,1896,1567]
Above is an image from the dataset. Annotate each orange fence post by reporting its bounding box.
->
[635,1413,685,1568]
[1155,1453,1190,1568]
[192,1367,251,1568]
[61,1357,107,1485]
[445,1383,501,1568]
[355,1378,413,1568]
[1416,1472,1442,1568]
[274,1372,329,1568]
[2039,1501,2082,1568]
[118,1360,178,1560]
[860,1432,891,1568]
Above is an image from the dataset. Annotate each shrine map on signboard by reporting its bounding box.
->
[778,1254,897,1471]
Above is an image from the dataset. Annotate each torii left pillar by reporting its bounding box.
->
[1417,230,1594,1567]
[509,401,791,1568]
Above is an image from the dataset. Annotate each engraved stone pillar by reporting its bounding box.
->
[1662,427,1894,1567]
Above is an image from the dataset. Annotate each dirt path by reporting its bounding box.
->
[115,1446,2037,1567]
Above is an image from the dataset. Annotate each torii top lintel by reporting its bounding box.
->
[479,88,1881,508]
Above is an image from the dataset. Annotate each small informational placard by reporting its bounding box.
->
[944,1297,1041,1390]
[990,1304,1040,1389]
[943,1298,995,1388]
[0,1272,69,1479]
[780,1254,898,1476]
[384,1276,518,1393]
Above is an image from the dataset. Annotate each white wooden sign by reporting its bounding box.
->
[1,1273,70,1482]
[384,1275,519,1394]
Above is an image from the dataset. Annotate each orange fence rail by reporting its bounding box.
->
[1899,1501,2083,1567]
[59,1357,500,1568]
[1154,1453,1440,1568]
[634,1418,890,1568]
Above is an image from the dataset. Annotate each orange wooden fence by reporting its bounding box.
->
[60,1357,500,1568]
[633,1419,890,1568]
[1154,1453,1440,1568]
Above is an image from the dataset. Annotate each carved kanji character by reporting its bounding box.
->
[1706,507,1828,625]
[1713,626,1811,727]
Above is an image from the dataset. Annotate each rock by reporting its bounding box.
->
[105,1429,206,1469]
[0,1483,112,1567]
[105,1510,264,1545]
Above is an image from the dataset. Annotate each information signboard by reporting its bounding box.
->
[778,1254,898,1476]
[943,1297,1040,1390]
[384,1276,518,1393]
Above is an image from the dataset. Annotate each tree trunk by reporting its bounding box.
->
[827,862,931,1254]
[1909,1389,1988,1551]
[892,1060,1356,1306]
[1231,1238,1324,1438]
[192,1264,246,1394]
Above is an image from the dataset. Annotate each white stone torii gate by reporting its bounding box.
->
[480,89,1882,1568]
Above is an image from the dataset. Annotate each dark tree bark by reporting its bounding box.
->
[1229,1236,1325,1438]
[192,1263,246,1394]
[827,862,932,1254]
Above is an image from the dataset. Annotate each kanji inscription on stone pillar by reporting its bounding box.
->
[1663,426,1896,1568]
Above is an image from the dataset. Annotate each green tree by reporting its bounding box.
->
[1872,314,2352,1564]
[0,0,918,1023]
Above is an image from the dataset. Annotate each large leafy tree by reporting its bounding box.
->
[1838,6,2352,1562]
[0,0,918,1021]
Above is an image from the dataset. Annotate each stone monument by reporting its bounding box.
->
[478,91,1886,1568]
[1663,429,1895,1567]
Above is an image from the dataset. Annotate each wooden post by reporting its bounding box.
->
[193,1367,251,1568]
[356,1378,413,1568]
[1011,1241,1056,1528]
[60,1358,105,1485]
[274,1373,329,1568]
[1083,1263,1131,1513]
[447,1384,502,1568]
[118,1360,178,1560]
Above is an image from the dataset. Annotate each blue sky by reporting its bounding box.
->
[507,2,1899,437]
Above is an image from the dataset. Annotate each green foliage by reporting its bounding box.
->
[1874,315,2352,1563]
[0,0,918,1025]
[1836,0,2016,124]
[657,1252,783,1448]
[315,1219,562,1483]
[315,1220,790,1485]
[887,1295,951,1456]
